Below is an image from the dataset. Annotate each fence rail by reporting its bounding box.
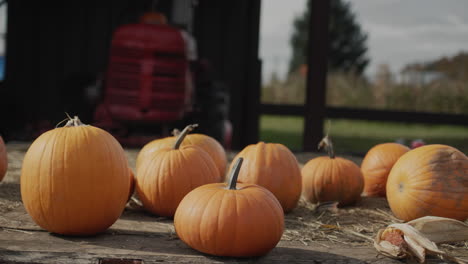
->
[261,104,468,126]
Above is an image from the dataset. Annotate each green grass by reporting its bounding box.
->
[260,115,468,155]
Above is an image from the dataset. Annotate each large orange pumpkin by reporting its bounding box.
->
[136,125,221,217]
[230,142,301,212]
[136,124,227,179]
[386,144,468,222]
[0,136,7,182]
[302,136,364,206]
[361,143,410,197]
[21,116,130,235]
[174,158,284,257]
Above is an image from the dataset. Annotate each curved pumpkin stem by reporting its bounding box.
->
[227,157,243,190]
[318,135,335,159]
[64,115,85,127]
[173,124,198,149]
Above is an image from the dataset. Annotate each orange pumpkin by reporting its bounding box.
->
[361,143,410,197]
[174,158,284,257]
[139,11,167,24]
[21,116,130,235]
[137,124,227,179]
[136,125,221,217]
[0,136,7,182]
[302,136,364,206]
[386,144,468,221]
[230,142,301,212]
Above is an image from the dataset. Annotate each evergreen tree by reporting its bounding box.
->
[289,0,369,75]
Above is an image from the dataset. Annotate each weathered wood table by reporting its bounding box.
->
[1,143,466,263]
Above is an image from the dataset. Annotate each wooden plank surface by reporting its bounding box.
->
[0,205,400,264]
[1,144,465,264]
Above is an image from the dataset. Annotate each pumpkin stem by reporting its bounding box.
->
[318,135,335,159]
[173,124,198,149]
[227,157,243,190]
[64,115,85,127]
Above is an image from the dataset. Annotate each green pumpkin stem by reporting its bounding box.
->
[173,124,198,149]
[228,158,244,190]
[318,135,335,159]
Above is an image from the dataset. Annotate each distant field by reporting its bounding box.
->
[260,115,468,155]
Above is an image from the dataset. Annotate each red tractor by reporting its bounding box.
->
[93,12,231,148]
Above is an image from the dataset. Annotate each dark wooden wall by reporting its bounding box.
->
[2,0,168,135]
[1,0,262,150]
[194,0,261,149]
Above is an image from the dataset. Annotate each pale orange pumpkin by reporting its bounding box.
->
[0,136,7,182]
[21,116,131,235]
[136,125,221,217]
[229,142,302,212]
[386,144,468,221]
[361,143,410,197]
[174,158,284,257]
[137,125,227,179]
[302,136,364,206]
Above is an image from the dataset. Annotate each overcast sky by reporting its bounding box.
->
[260,0,468,83]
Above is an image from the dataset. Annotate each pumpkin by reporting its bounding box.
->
[21,116,131,235]
[229,142,302,213]
[0,136,7,182]
[302,136,364,206]
[139,11,167,25]
[137,124,227,180]
[136,125,220,217]
[174,158,284,257]
[361,143,410,197]
[386,144,468,222]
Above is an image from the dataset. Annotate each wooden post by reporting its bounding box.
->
[240,0,262,148]
[303,0,330,151]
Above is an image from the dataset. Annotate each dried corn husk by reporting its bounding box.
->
[374,216,468,264]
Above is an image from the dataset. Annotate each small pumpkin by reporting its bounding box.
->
[139,11,167,25]
[302,136,364,206]
[174,158,284,257]
[0,136,7,182]
[136,125,221,217]
[229,142,302,212]
[21,116,131,235]
[386,144,468,222]
[361,143,410,197]
[137,125,227,180]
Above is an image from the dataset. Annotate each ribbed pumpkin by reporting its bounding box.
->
[0,136,7,182]
[302,136,364,206]
[230,142,301,212]
[174,158,284,257]
[136,125,221,217]
[136,124,227,179]
[21,116,130,235]
[386,144,468,222]
[361,143,410,197]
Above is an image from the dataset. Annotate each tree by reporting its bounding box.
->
[289,0,369,75]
